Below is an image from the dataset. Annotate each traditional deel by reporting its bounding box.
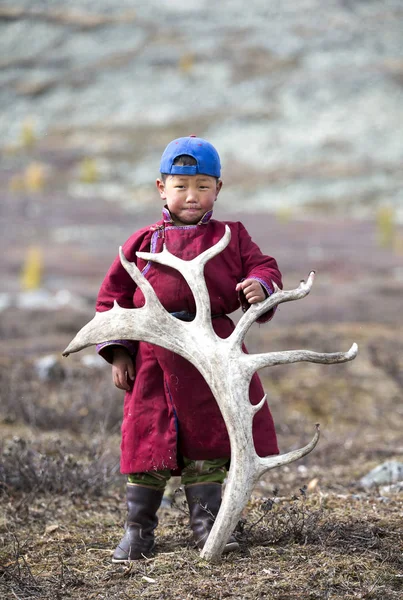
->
[96,209,282,474]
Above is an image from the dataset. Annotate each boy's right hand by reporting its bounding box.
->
[111,347,135,391]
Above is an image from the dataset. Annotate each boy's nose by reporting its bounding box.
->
[185,189,197,202]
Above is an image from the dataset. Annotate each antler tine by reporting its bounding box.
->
[136,226,231,329]
[62,303,149,356]
[136,246,214,327]
[119,247,166,308]
[251,394,267,416]
[245,343,358,373]
[195,225,232,266]
[136,225,231,271]
[257,425,321,475]
[229,271,316,349]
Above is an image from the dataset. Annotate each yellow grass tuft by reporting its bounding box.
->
[24,162,47,192]
[21,246,43,291]
[376,204,396,249]
[20,118,37,148]
[79,157,99,183]
[179,53,194,74]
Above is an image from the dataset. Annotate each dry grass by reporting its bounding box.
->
[1,491,401,599]
[0,311,402,599]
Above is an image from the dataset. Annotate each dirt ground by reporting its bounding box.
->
[1,210,403,599]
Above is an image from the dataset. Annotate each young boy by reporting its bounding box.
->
[96,136,282,562]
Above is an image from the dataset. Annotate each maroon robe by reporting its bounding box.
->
[96,208,282,474]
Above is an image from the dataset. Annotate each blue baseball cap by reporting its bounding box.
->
[160,135,221,178]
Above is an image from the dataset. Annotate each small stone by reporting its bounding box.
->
[307,477,319,491]
[34,354,65,381]
[360,461,403,489]
[44,524,59,535]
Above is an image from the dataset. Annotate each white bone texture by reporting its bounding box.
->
[63,225,358,561]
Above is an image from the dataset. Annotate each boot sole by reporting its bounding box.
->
[112,552,153,563]
[112,543,155,563]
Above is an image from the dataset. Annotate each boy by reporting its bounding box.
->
[96,136,282,562]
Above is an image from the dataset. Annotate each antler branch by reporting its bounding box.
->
[229,272,315,348]
[257,424,320,474]
[136,226,231,329]
[244,343,359,372]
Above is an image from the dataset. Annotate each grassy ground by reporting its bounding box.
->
[0,313,402,599]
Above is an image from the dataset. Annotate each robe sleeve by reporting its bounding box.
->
[237,222,283,324]
[95,228,150,364]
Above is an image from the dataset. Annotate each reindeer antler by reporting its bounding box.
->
[63,225,358,561]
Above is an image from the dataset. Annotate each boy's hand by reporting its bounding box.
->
[236,279,266,304]
[112,347,135,391]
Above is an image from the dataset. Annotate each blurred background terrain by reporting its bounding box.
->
[1,1,402,598]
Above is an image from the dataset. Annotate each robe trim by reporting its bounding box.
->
[250,277,277,322]
[251,277,273,298]
[96,339,138,363]
[162,206,213,225]
[141,230,159,276]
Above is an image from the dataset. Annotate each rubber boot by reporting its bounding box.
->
[112,483,164,563]
[185,483,239,553]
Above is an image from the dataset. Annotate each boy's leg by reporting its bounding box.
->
[127,469,171,491]
[112,469,171,563]
[181,457,227,486]
[182,458,239,553]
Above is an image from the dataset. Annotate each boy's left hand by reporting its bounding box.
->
[236,279,266,304]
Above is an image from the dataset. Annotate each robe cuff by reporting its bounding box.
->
[96,340,138,364]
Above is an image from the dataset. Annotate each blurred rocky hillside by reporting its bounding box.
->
[1,0,403,219]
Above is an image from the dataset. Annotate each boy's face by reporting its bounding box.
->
[156,174,222,226]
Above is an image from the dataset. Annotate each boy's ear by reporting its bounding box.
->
[156,178,166,199]
[215,179,223,199]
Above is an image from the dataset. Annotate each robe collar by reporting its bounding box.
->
[162,205,213,225]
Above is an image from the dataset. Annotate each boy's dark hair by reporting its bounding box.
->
[160,155,218,182]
